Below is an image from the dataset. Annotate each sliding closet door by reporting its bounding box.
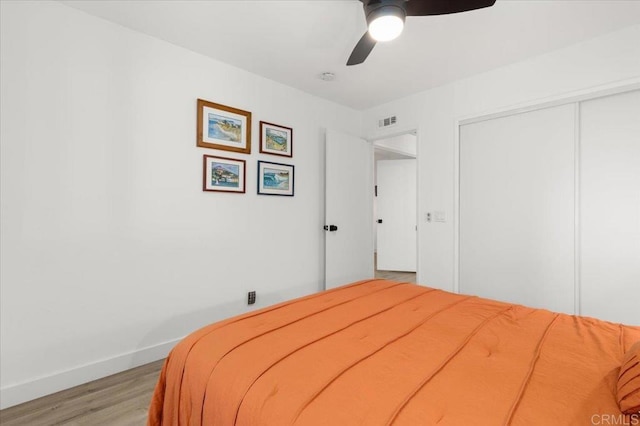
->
[580,90,640,325]
[459,104,576,314]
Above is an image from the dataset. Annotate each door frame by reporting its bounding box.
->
[369,129,420,284]
[453,78,640,309]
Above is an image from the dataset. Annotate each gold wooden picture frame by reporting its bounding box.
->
[197,99,251,154]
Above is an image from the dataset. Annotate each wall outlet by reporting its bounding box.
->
[248,291,256,305]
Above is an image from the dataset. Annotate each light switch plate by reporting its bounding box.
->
[434,211,446,222]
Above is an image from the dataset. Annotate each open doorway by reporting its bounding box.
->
[373,132,417,283]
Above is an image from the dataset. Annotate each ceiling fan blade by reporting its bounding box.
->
[346,31,376,66]
[406,0,496,16]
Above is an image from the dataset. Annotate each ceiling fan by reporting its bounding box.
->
[347,0,496,66]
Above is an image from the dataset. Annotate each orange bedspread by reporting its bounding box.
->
[148,279,640,425]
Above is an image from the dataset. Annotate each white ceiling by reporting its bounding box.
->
[60,0,640,110]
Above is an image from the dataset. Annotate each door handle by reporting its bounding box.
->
[377,219,383,224]
[324,225,338,232]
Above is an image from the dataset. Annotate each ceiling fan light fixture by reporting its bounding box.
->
[348,0,496,66]
[367,5,405,42]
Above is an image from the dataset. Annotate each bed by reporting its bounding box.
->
[148,279,640,425]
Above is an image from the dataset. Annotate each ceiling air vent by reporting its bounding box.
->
[378,115,397,128]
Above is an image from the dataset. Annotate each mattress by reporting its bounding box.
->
[148,279,640,425]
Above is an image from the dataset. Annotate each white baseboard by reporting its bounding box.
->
[0,338,182,410]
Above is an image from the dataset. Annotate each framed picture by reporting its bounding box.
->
[257,161,294,196]
[203,155,246,193]
[197,99,251,154]
[259,121,293,157]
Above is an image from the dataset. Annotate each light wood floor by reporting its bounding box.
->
[375,268,416,283]
[374,253,417,283]
[0,360,163,426]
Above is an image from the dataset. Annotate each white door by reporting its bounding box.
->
[325,129,374,289]
[580,90,640,325]
[376,159,416,272]
[459,104,576,314]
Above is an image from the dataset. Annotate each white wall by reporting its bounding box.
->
[363,24,640,293]
[0,0,363,408]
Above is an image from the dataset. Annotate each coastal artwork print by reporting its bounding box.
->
[260,121,293,157]
[208,113,241,143]
[263,167,289,190]
[203,155,246,193]
[257,161,294,196]
[197,99,251,154]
